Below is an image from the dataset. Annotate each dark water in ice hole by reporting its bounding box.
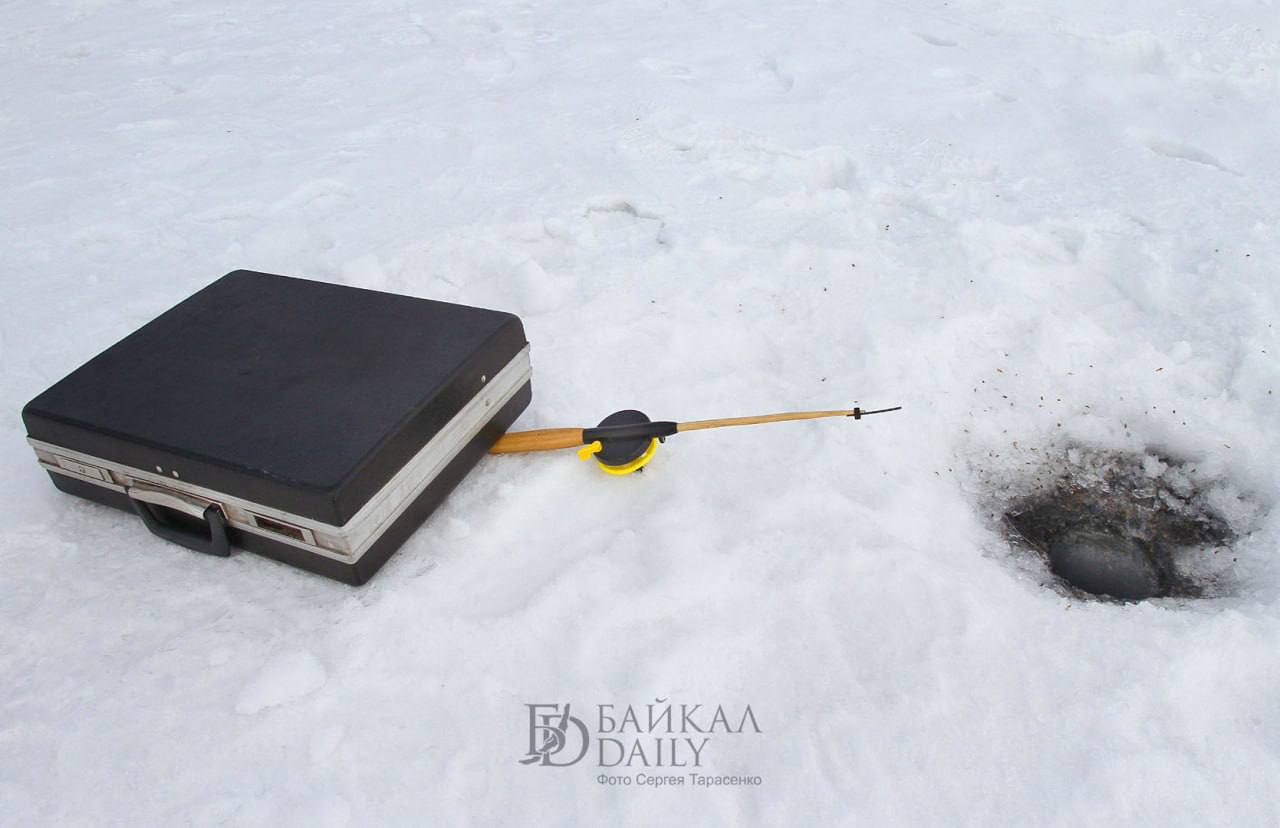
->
[1004,456,1233,601]
[1045,529,1162,601]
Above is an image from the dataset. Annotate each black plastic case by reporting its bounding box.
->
[22,270,531,584]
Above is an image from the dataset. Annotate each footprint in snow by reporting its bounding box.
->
[1138,134,1241,176]
[584,196,662,221]
[235,650,327,715]
[583,197,671,249]
[914,31,958,47]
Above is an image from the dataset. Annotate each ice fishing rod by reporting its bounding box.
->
[489,405,902,475]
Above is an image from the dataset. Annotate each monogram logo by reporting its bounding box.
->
[519,703,590,767]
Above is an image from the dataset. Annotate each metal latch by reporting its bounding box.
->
[52,455,111,482]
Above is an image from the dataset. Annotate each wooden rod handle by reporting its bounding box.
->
[488,427,585,454]
[676,409,854,433]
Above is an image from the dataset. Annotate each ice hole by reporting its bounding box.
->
[1002,449,1237,602]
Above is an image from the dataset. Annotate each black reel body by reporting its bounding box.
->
[578,409,664,474]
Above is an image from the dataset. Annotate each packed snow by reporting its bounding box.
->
[2,0,1278,823]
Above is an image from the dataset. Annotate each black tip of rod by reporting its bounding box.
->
[848,405,903,419]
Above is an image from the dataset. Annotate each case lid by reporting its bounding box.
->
[23,270,527,525]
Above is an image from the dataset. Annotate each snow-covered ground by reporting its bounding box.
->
[2,0,1278,823]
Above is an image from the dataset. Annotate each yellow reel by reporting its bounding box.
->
[578,438,659,475]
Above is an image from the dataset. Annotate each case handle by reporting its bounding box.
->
[126,485,230,557]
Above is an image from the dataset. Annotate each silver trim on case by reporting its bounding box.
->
[29,345,532,565]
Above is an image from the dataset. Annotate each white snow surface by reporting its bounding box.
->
[2,0,1279,824]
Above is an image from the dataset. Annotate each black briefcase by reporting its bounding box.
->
[22,270,532,584]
